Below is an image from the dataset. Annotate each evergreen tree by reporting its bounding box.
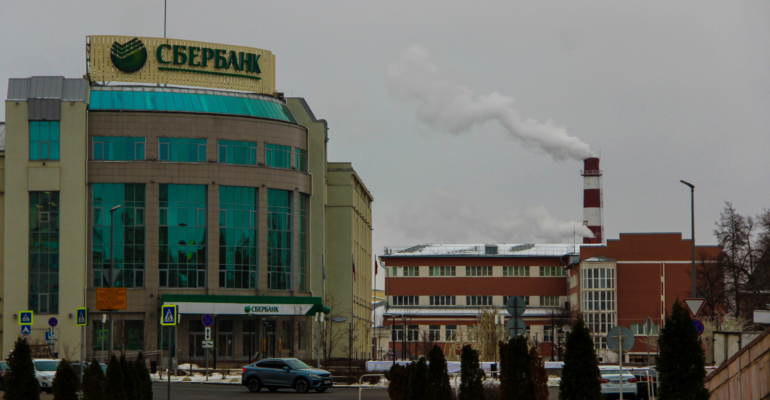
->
[498,341,509,399]
[52,359,79,400]
[405,358,428,400]
[82,358,106,400]
[502,336,536,400]
[656,300,709,400]
[3,337,41,400]
[559,315,602,400]
[427,346,452,400]
[385,363,407,400]
[134,353,153,400]
[103,355,126,400]
[119,354,138,400]
[458,345,485,400]
[529,347,549,400]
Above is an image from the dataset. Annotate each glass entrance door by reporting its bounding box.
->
[264,321,276,358]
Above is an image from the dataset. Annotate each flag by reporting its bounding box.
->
[375,259,379,275]
[352,255,356,282]
[322,254,326,281]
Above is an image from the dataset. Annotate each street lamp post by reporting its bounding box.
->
[680,180,696,297]
[108,204,122,359]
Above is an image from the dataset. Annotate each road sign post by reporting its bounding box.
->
[19,311,33,325]
[161,304,178,400]
[76,308,88,385]
[684,298,706,318]
[693,319,705,336]
[607,326,635,400]
[505,296,528,338]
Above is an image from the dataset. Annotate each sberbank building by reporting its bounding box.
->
[0,36,374,363]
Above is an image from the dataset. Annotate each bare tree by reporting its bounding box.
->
[319,293,349,367]
[691,249,727,317]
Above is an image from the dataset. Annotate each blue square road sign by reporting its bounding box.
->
[19,311,33,325]
[21,325,31,335]
[76,308,88,326]
[161,305,178,326]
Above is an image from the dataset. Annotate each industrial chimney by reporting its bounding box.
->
[581,157,603,244]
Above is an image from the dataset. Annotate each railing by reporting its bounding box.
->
[358,374,386,400]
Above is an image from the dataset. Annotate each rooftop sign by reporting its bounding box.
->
[87,35,276,94]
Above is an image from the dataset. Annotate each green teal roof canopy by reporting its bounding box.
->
[89,86,297,124]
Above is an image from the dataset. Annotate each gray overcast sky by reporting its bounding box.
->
[2,1,769,287]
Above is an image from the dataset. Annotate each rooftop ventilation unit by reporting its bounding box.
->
[485,244,498,255]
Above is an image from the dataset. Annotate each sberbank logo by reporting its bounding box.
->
[244,305,280,313]
[110,38,148,73]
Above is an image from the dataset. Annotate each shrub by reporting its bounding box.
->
[119,354,138,400]
[427,346,453,400]
[459,345,485,400]
[558,314,602,400]
[405,358,428,400]
[52,359,79,400]
[529,347,548,400]
[3,337,40,400]
[656,299,709,400]
[103,355,126,400]
[386,363,407,400]
[82,358,106,400]
[134,353,153,400]
[502,336,536,400]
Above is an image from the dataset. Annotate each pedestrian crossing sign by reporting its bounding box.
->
[19,311,33,326]
[76,308,88,326]
[161,305,178,326]
[21,325,31,335]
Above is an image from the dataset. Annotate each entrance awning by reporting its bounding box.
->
[161,294,324,316]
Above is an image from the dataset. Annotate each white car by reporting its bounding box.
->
[33,359,60,393]
[599,366,638,399]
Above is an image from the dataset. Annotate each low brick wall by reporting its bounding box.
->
[705,327,770,400]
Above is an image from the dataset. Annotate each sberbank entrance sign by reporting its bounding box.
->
[88,35,276,94]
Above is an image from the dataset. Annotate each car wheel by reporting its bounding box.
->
[294,378,310,393]
[246,377,262,393]
[268,387,279,392]
[314,387,328,393]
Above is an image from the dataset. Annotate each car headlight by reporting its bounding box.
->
[309,374,322,379]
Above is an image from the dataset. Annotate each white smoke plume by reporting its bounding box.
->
[386,45,591,161]
[392,189,594,243]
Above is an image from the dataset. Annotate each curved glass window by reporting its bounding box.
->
[159,184,207,288]
[265,144,291,169]
[90,88,297,124]
[267,189,292,290]
[219,186,258,289]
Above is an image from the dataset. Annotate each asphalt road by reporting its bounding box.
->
[150,382,391,400]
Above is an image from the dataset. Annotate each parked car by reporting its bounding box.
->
[599,366,638,399]
[241,358,333,393]
[0,361,7,391]
[33,359,60,393]
[629,367,657,400]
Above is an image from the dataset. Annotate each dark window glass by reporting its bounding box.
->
[218,186,258,289]
[217,140,257,165]
[29,191,60,314]
[29,121,60,161]
[159,184,207,288]
[295,148,308,173]
[92,137,146,161]
[298,193,309,291]
[267,189,291,290]
[158,138,207,162]
[265,144,291,169]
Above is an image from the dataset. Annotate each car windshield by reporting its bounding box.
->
[35,361,59,371]
[601,370,634,377]
[285,359,311,370]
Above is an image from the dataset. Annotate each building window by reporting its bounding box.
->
[159,184,207,288]
[402,266,419,277]
[243,320,259,356]
[392,296,418,306]
[298,193,309,291]
[539,266,566,277]
[29,121,60,161]
[593,336,608,350]
[158,138,207,162]
[585,313,616,334]
[503,296,530,306]
[392,325,403,341]
[295,148,308,172]
[446,325,457,341]
[429,266,456,276]
[265,144,291,169]
[429,296,456,306]
[218,140,257,165]
[503,266,530,276]
[544,326,554,342]
[92,184,146,288]
[218,186,257,289]
[582,268,615,289]
[29,191,59,314]
[466,296,492,306]
[581,291,616,311]
[267,189,292,290]
[540,296,560,307]
[631,323,660,336]
[407,325,419,341]
[466,266,492,276]
[393,266,398,276]
[429,325,441,341]
[93,137,145,161]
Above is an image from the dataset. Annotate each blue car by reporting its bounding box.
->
[242,358,333,393]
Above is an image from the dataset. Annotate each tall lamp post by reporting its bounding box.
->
[680,180,696,297]
[108,204,123,358]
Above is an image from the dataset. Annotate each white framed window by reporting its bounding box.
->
[429,296,456,306]
[466,266,492,276]
[393,296,418,306]
[631,323,660,336]
[540,296,560,307]
[503,296,530,306]
[402,266,419,276]
[503,266,530,276]
[465,296,492,306]
[429,266,456,276]
[539,266,566,277]
[429,325,441,341]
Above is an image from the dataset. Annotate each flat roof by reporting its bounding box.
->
[382,243,579,257]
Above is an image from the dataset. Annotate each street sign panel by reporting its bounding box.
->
[331,317,347,322]
[96,287,128,310]
[505,317,527,337]
[693,319,705,336]
[98,329,109,339]
[48,317,58,328]
[161,304,178,326]
[505,296,527,317]
[202,341,214,348]
[684,298,706,318]
[21,325,31,335]
[202,314,214,328]
[45,331,57,342]
[76,308,88,326]
[607,326,635,352]
[19,311,33,325]
[204,327,211,341]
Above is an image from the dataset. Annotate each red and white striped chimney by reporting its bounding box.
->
[582,157,603,244]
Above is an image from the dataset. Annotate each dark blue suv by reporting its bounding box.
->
[242,358,333,393]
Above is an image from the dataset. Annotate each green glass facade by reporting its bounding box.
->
[93,137,146,161]
[159,138,207,162]
[29,121,60,161]
[159,184,207,288]
[89,88,297,124]
[219,186,258,289]
[29,191,59,314]
[265,144,291,169]
[298,193,309,291]
[267,189,292,290]
[92,184,146,288]
[295,148,308,173]
[218,140,257,165]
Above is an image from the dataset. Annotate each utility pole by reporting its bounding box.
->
[680,180,696,297]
